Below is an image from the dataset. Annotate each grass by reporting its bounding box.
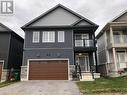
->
[0,81,18,88]
[77,76,127,94]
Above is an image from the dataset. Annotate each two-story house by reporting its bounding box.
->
[0,23,24,81]
[97,10,127,77]
[21,4,98,81]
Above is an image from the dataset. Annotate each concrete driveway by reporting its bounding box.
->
[0,80,80,95]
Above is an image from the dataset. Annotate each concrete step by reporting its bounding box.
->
[80,73,94,81]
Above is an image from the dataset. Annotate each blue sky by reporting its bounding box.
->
[0,0,127,38]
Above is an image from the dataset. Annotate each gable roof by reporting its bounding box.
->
[96,9,127,39]
[0,23,24,41]
[72,19,93,26]
[111,9,127,22]
[22,4,97,29]
[0,23,13,32]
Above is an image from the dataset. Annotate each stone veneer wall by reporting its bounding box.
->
[21,66,28,81]
[1,69,8,82]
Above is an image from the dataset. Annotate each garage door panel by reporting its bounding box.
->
[29,60,68,80]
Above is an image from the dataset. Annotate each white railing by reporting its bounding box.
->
[114,35,127,44]
[75,39,94,47]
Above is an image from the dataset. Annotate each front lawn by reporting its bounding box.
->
[77,76,127,94]
[0,81,17,88]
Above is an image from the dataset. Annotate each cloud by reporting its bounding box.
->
[0,0,127,38]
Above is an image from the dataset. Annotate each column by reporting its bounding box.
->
[112,48,118,71]
[110,26,114,44]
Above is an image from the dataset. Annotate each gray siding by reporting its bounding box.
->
[76,21,91,26]
[25,30,73,48]
[23,49,74,65]
[23,29,74,65]
[31,7,80,26]
[8,34,23,69]
[0,33,11,69]
[97,33,107,65]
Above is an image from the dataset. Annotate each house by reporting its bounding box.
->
[96,10,127,77]
[0,23,24,81]
[21,4,99,81]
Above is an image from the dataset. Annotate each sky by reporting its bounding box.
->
[0,0,127,38]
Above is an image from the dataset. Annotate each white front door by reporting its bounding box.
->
[116,51,126,69]
[76,53,90,72]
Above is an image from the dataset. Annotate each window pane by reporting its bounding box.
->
[49,32,55,42]
[113,32,121,44]
[82,34,89,39]
[58,31,64,42]
[42,32,48,42]
[42,31,55,42]
[123,32,127,43]
[33,31,40,43]
[117,51,126,69]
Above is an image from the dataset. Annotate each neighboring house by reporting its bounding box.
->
[0,23,24,81]
[21,4,99,81]
[96,10,127,77]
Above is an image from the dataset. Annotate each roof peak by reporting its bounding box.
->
[22,4,97,28]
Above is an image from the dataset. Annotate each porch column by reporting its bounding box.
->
[110,26,114,44]
[94,51,98,72]
[112,48,118,71]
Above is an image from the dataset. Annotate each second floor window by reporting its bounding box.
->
[58,31,64,42]
[42,31,55,43]
[32,31,40,43]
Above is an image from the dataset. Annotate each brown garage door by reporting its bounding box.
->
[0,62,3,80]
[29,60,68,80]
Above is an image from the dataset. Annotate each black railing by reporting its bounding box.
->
[75,39,94,47]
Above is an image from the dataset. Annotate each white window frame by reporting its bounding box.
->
[42,31,55,43]
[32,31,40,43]
[58,31,65,42]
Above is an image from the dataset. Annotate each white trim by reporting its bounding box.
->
[32,31,40,43]
[0,60,4,82]
[27,58,70,80]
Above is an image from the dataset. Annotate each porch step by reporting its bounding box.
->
[80,73,94,81]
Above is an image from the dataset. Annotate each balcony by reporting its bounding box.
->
[114,35,127,44]
[75,39,94,47]
[74,39,96,52]
[107,31,127,49]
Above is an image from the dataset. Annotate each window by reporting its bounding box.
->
[113,32,121,44]
[75,34,89,40]
[58,31,64,42]
[82,34,89,39]
[117,51,126,69]
[75,34,89,47]
[123,32,127,43]
[32,31,40,43]
[42,31,55,42]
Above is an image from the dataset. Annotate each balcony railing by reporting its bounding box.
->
[75,39,94,47]
[113,35,127,44]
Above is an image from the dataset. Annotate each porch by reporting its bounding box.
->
[107,48,127,77]
[74,52,99,81]
[106,22,127,49]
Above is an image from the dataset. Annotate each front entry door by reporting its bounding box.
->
[76,53,90,72]
[116,51,126,69]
